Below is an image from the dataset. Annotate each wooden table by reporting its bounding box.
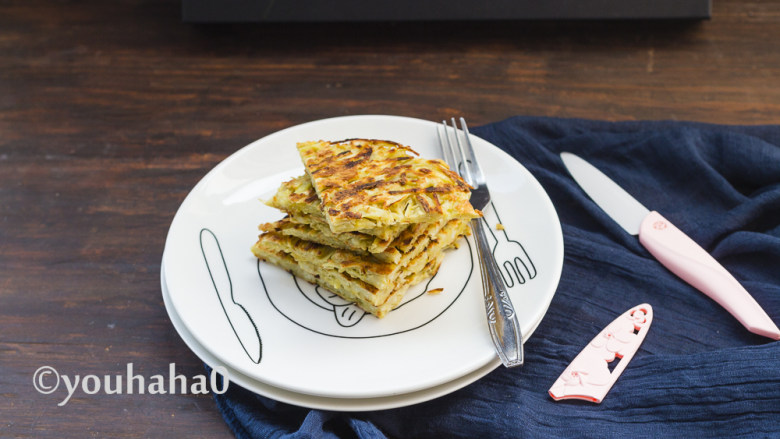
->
[2,1,779,436]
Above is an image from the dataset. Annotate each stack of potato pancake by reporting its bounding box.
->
[251,139,480,318]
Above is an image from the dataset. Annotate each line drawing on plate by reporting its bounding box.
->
[200,228,263,364]
[479,201,537,287]
[254,201,537,339]
[257,238,473,339]
[195,201,536,360]
[451,154,536,288]
[291,277,368,328]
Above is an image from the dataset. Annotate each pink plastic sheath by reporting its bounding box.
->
[549,304,653,403]
[639,211,780,340]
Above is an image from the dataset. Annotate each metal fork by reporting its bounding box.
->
[437,117,524,367]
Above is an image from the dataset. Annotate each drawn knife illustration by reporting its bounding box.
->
[560,152,780,340]
[200,229,263,363]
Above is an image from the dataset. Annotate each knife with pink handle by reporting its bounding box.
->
[561,152,780,340]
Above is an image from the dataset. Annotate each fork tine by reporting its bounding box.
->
[437,121,455,169]
[450,118,475,185]
[457,117,484,183]
[444,119,459,171]
[440,120,464,181]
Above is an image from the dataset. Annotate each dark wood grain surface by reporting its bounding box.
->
[2,1,779,437]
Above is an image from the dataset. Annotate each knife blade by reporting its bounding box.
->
[560,152,780,340]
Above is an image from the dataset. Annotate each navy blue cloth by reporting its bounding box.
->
[211,117,780,438]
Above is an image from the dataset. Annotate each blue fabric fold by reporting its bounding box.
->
[211,116,780,438]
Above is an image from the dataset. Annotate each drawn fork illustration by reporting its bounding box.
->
[480,202,537,288]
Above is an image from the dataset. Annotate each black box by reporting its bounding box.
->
[182,0,711,23]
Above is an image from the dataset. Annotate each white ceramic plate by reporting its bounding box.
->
[162,115,563,400]
[161,262,503,411]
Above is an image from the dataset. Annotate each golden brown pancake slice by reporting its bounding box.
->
[251,219,468,318]
[251,245,444,319]
[265,174,408,242]
[296,139,481,234]
[259,217,451,264]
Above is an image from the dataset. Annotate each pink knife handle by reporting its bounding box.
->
[638,211,780,340]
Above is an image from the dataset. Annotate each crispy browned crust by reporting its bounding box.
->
[296,139,480,233]
[265,174,409,241]
[259,216,462,264]
[251,219,469,316]
[251,242,443,318]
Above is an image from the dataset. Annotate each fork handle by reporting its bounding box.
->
[471,218,524,367]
